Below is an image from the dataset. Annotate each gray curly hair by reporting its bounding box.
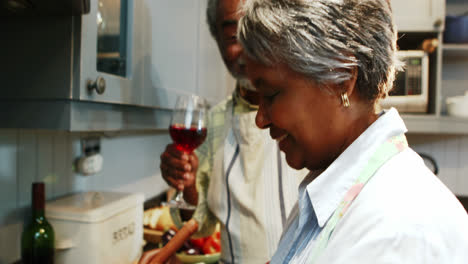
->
[238,0,403,102]
[206,0,220,38]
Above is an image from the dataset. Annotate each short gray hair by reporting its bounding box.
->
[238,0,403,101]
[206,0,220,38]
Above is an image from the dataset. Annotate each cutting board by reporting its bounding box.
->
[144,228,164,244]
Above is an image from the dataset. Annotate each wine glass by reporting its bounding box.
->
[163,94,208,211]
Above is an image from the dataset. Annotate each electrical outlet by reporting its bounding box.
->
[76,137,103,176]
[77,153,103,176]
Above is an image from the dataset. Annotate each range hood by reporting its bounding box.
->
[0,0,90,16]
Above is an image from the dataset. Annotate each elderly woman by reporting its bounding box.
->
[238,0,468,263]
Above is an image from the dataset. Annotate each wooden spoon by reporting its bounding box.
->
[149,219,199,264]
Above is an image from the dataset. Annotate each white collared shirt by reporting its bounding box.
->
[272,108,468,263]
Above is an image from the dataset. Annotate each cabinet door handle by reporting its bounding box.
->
[433,18,443,28]
[87,76,106,95]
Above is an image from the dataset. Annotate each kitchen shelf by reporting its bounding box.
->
[442,44,468,56]
[402,114,468,134]
[0,100,172,131]
[443,43,468,50]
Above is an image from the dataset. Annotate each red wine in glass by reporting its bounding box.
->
[163,94,208,211]
[169,124,207,153]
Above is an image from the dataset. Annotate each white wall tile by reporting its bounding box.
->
[52,132,73,198]
[75,132,170,197]
[441,135,460,193]
[36,131,54,199]
[0,130,18,225]
[457,136,468,196]
[114,175,168,201]
[17,130,37,208]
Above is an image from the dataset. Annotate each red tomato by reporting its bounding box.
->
[189,237,206,250]
[202,236,221,254]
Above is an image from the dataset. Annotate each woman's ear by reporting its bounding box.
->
[327,67,357,108]
[327,66,358,104]
[342,66,358,96]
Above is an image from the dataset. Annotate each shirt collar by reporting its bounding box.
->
[233,84,259,113]
[305,108,407,227]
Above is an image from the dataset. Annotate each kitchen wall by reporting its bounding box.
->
[0,130,174,263]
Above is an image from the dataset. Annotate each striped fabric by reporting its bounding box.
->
[194,90,307,264]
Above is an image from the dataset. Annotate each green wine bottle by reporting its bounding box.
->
[21,182,55,264]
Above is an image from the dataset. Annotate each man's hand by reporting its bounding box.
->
[160,144,199,191]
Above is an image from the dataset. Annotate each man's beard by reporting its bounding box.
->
[230,56,256,92]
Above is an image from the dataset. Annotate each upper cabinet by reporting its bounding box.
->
[387,0,468,134]
[0,0,228,131]
[391,0,445,32]
[0,0,90,16]
[80,0,140,105]
[81,0,206,109]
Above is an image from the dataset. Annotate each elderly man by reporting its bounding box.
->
[157,0,306,263]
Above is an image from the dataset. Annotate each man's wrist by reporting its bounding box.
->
[183,184,198,205]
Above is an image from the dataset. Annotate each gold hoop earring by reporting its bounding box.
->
[341,92,350,108]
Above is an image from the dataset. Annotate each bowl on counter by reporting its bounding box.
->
[446,91,468,118]
[176,252,220,264]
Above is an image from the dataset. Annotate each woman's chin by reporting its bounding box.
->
[285,153,306,170]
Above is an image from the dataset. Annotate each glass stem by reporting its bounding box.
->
[174,191,184,203]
